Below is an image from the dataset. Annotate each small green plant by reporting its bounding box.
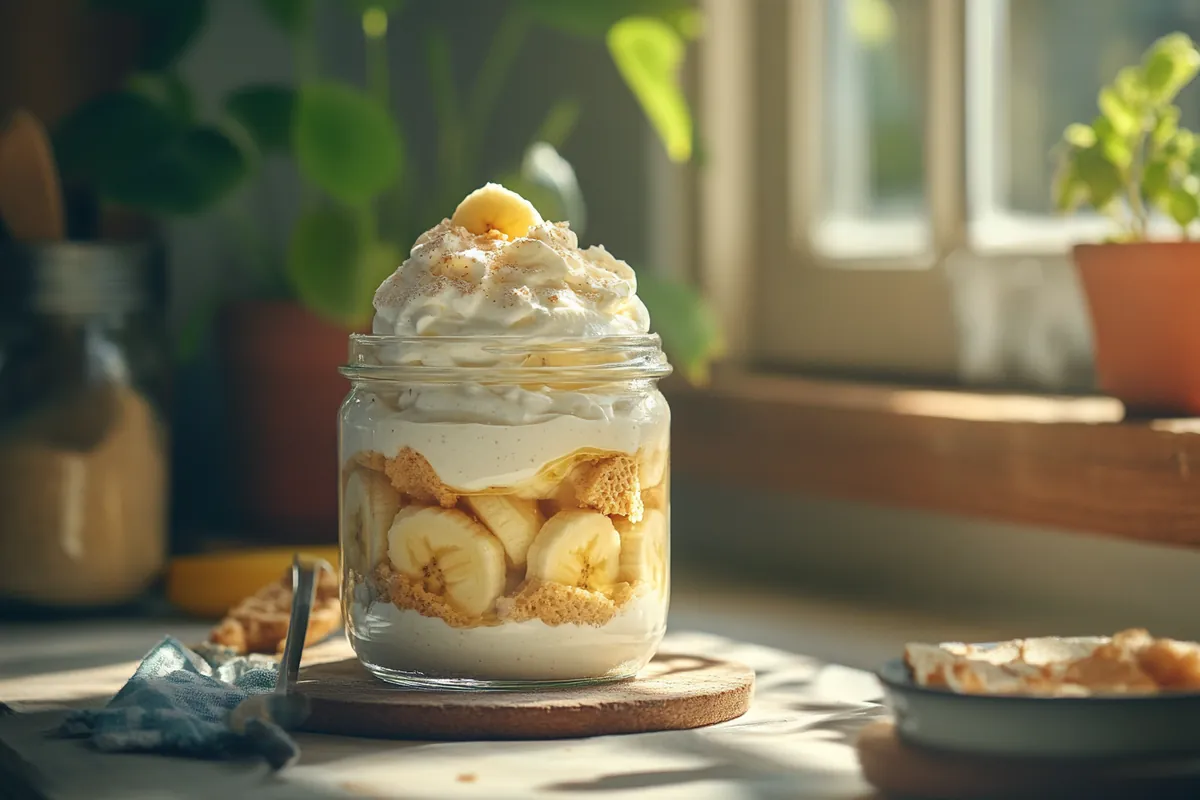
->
[56,0,723,383]
[1053,32,1200,241]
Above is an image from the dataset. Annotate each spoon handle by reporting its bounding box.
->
[277,555,318,695]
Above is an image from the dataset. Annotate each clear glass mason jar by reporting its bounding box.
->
[338,334,671,689]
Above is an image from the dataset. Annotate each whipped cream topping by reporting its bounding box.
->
[372,218,650,343]
[348,184,669,490]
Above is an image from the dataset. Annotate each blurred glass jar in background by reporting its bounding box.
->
[0,242,169,609]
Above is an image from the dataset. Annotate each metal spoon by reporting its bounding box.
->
[228,555,323,734]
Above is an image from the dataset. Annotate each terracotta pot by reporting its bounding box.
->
[1074,241,1200,414]
[219,301,357,542]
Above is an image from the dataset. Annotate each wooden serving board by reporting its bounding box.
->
[296,650,754,740]
[856,720,1200,799]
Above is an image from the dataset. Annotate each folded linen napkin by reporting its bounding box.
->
[54,636,299,769]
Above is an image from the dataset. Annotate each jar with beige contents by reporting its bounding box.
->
[0,242,168,610]
[339,185,671,688]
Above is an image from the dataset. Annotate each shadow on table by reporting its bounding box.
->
[540,720,880,799]
[648,652,728,678]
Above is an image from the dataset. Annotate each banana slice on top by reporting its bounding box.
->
[614,508,668,590]
[526,509,621,592]
[343,468,402,571]
[464,495,544,567]
[450,183,543,240]
[388,506,506,617]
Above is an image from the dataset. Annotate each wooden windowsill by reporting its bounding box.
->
[666,369,1200,548]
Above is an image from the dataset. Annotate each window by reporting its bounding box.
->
[819,0,929,259]
[688,0,1200,381]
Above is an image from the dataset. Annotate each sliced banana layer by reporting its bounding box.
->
[615,508,668,590]
[388,506,506,617]
[450,183,542,240]
[464,495,544,567]
[526,509,621,592]
[343,469,403,571]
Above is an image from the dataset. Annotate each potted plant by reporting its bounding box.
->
[52,0,722,540]
[1054,32,1200,414]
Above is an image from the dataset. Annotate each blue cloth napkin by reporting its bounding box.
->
[55,636,299,769]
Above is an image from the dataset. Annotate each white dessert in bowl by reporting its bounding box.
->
[338,184,672,688]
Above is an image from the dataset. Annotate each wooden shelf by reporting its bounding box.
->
[667,370,1200,548]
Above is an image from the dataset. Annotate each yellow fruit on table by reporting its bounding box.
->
[166,546,340,618]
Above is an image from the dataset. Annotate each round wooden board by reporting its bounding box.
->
[296,651,754,740]
[857,720,1200,799]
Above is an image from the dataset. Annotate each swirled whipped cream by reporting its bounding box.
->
[372,184,649,343]
[350,184,668,490]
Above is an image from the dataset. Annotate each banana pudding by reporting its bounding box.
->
[339,184,672,687]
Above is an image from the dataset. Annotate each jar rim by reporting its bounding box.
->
[339,333,672,383]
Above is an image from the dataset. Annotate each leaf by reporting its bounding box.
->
[1142,157,1172,204]
[608,17,693,163]
[1063,123,1096,149]
[521,142,587,235]
[535,98,583,150]
[54,91,182,183]
[521,0,698,38]
[1142,32,1200,103]
[1163,128,1196,162]
[287,207,364,325]
[1142,154,1171,201]
[635,270,724,385]
[1073,145,1124,211]
[103,127,248,214]
[1052,160,1086,213]
[1090,115,1131,171]
[125,72,195,124]
[1168,180,1200,228]
[256,0,313,34]
[1098,87,1137,139]
[294,82,403,205]
[1152,106,1181,149]
[225,84,296,154]
[1100,135,1133,171]
[1113,66,1147,106]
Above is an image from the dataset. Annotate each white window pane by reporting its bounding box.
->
[997,0,1200,217]
[819,0,930,258]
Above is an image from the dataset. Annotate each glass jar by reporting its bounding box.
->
[338,334,671,689]
[0,242,169,610]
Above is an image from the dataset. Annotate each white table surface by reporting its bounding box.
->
[0,581,1023,799]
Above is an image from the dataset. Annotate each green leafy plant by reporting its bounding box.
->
[1053,32,1200,241]
[55,0,723,384]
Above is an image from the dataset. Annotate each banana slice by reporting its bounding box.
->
[615,509,668,590]
[638,444,669,490]
[450,183,543,240]
[463,495,544,567]
[525,509,621,592]
[388,506,506,617]
[343,469,402,572]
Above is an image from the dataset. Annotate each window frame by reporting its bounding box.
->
[684,0,1113,381]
